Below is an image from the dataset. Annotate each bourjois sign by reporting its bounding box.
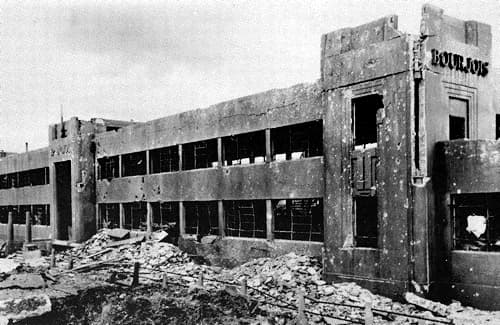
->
[431,49,489,77]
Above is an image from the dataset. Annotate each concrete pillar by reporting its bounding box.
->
[146,150,150,175]
[179,201,185,236]
[266,199,274,240]
[119,203,125,229]
[118,155,123,177]
[95,204,100,229]
[265,128,272,162]
[146,202,153,236]
[218,200,225,237]
[25,211,32,243]
[7,211,14,247]
[217,138,223,167]
[178,144,183,171]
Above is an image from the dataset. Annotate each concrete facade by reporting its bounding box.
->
[0,5,499,309]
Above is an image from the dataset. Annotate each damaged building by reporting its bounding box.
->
[0,4,499,310]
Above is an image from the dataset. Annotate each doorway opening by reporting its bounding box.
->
[55,161,72,240]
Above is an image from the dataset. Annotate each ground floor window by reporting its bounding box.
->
[451,193,500,252]
[98,203,120,229]
[123,202,147,231]
[184,201,218,237]
[0,204,50,225]
[224,200,266,238]
[151,202,179,234]
[273,198,323,241]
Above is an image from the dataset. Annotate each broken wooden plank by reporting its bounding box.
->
[86,248,114,259]
[404,292,448,317]
[107,229,130,240]
[106,235,145,248]
[52,240,81,249]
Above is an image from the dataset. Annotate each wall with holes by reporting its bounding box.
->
[321,15,414,298]
[419,4,500,310]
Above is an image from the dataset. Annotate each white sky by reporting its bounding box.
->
[1,0,499,153]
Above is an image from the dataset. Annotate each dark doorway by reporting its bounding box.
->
[55,161,72,240]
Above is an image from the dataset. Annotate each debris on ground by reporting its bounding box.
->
[1,229,499,324]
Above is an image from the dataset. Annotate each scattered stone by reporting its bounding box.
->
[0,273,45,289]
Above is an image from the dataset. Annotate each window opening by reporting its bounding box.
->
[122,151,147,177]
[352,95,383,148]
[123,202,147,231]
[496,115,500,140]
[151,202,179,242]
[98,203,120,229]
[273,198,323,241]
[0,206,8,223]
[182,140,218,170]
[32,204,50,225]
[271,121,323,161]
[150,146,179,174]
[451,193,500,252]
[98,156,119,180]
[353,196,378,248]
[222,131,266,166]
[184,201,219,237]
[449,97,469,140]
[224,200,266,238]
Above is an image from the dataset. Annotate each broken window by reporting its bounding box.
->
[352,95,383,147]
[271,120,323,161]
[0,174,10,189]
[0,206,8,223]
[106,126,121,132]
[150,146,179,174]
[224,200,266,238]
[151,202,179,235]
[18,205,32,225]
[123,202,147,231]
[451,193,500,252]
[122,151,147,177]
[7,206,21,224]
[353,196,378,248]
[222,131,266,166]
[98,203,120,229]
[273,198,323,241]
[449,97,469,140]
[98,156,120,180]
[7,173,17,188]
[184,201,219,236]
[182,140,218,170]
[17,168,49,187]
[496,115,500,140]
[32,204,50,226]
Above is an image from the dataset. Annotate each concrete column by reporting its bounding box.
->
[266,199,274,240]
[7,211,14,245]
[146,150,150,175]
[217,138,222,167]
[218,200,225,237]
[265,128,272,163]
[178,144,183,171]
[118,155,123,177]
[179,201,185,236]
[146,202,153,236]
[25,211,32,243]
[95,204,100,229]
[119,203,125,229]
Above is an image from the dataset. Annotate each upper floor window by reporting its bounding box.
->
[449,97,469,140]
[182,140,218,170]
[150,146,179,174]
[222,131,266,166]
[352,95,383,148]
[122,151,147,177]
[271,120,323,161]
[98,156,119,180]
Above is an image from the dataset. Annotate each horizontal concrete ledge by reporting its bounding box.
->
[97,157,324,202]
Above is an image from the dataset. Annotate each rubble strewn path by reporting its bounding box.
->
[1,229,499,324]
